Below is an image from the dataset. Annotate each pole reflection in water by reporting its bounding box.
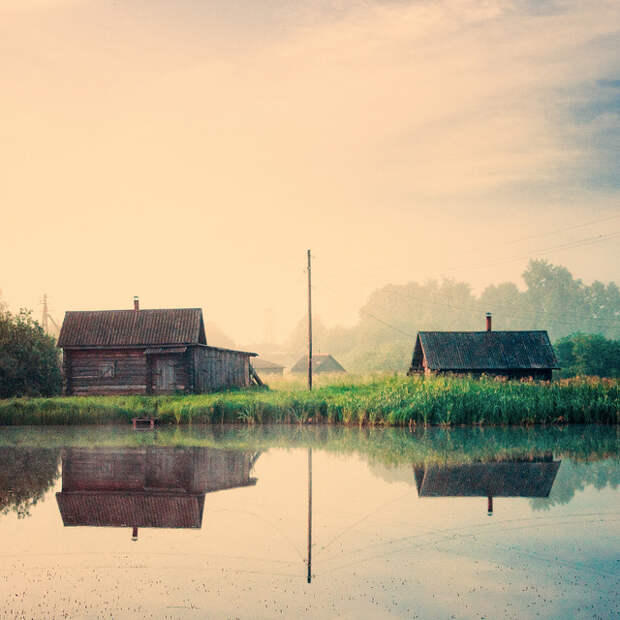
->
[307,446,312,584]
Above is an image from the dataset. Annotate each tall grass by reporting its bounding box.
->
[0,374,617,426]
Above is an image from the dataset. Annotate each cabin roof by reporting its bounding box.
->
[414,461,560,497]
[290,354,346,373]
[56,492,205,528]
[412,330,559,371]
[252,358,285,370]
[57,308,207,348]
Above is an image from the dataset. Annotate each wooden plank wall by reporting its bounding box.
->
[68,349,147,395]
[65,348,251,395]
[149,354,189,394]
[191,448,256,492]
[192,348,251,392]
[62,448,148,491]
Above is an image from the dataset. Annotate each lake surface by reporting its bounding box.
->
[0,425,618,619]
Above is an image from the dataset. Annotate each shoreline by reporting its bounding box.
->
[0,375,617,427]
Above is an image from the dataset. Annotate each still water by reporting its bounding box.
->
[0,425,618,619]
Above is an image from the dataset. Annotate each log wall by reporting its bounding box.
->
[64,347,252,395]
[68,349,148,395]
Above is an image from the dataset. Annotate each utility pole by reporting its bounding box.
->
[307,249,313,391]
[42,294,49,334]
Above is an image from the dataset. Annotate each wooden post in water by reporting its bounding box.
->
[307,446,312,583]
[307,249,313,391]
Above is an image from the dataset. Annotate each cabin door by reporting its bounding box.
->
[155,358,175,392]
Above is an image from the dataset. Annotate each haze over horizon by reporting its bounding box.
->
[1,0,619,343]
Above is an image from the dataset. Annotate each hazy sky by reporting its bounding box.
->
[1,0,619,344]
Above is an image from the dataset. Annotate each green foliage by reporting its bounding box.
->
[0,374,617,426]
[0,308,62,398]
[0,448,60,517]
[292,259,620,372]
[555,333,620,378]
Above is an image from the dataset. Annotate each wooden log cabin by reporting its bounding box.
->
[55,447,260,536]
[57,298,258,395]
[407,313,559,380]
[414,454,560,516]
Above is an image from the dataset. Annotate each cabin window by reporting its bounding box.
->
[99,362,115,378]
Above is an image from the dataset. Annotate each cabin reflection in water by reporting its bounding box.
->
[414,454,560,515]
[55,447,259,538]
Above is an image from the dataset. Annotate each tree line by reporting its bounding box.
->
[287,259,620,374]
[0,259,619,398]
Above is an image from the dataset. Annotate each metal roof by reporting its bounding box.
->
[56,492,205,528]
[414,461,561,497]
[252,358,285,370]
[290,354,347,373]
[413,330,559,371]
[57,308,207,348]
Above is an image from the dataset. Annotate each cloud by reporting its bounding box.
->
[0,0,618,338]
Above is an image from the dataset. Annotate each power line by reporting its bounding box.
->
[358,309,418,340]
[308,228,620,336]
[313,251,620,329]
[310,282,418,339]
[446,230,620,275]
[372,285,620,329]
[312,269,619,335]
[312,214,620,282]
[503,213,620,247]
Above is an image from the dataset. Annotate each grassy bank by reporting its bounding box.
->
[0,374,617,426]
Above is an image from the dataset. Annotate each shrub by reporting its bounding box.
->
[0,309,62,398]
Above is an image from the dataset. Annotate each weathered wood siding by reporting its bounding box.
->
[62,447,257,494]
[191,448,257,492]
[423,368,552,381]
[68,349,148,395]
[193,347,251,392]
[148,353,189,394]
[64,347,251,395]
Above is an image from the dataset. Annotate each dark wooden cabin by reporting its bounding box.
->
[414,455,560,515]
[407,313,559,380]
[57,299,258,395]
[290,354,346,374]
[55,447,260,536]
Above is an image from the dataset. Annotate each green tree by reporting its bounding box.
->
[282,259,620,373]
[0,448,60,518]
[0,308,62,398]
[554,333,620,378]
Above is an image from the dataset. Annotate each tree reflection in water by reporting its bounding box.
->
[0,448,60,518]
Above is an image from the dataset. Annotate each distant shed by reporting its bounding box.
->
[252,358,285,376]
[57,298,258,395]
[290,354,346,374]
[408,314,558,380]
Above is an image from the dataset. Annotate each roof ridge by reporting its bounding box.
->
[418,330,549,333]
[65,307,202,313]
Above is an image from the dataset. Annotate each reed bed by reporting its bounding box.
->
[0,374,617,426]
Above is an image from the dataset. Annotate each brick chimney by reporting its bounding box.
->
[486,312,492,332]
[133,296,140,311]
